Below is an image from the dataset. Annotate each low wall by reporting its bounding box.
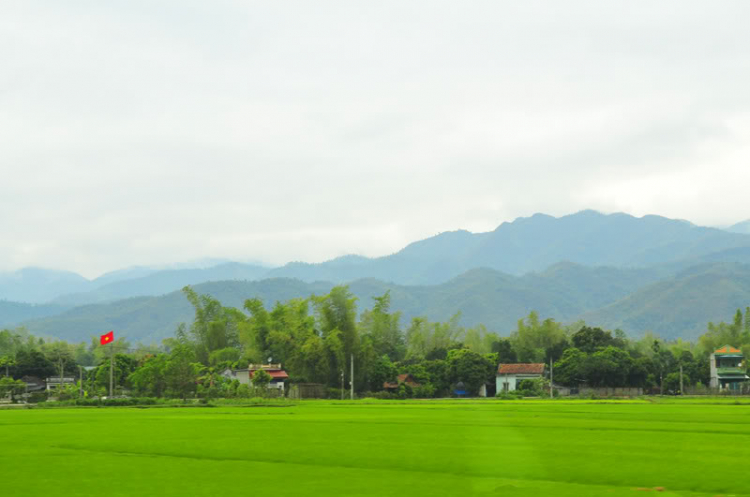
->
[576,387,643,397]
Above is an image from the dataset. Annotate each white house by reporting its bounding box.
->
[496,363,545,392]
[45,376,76,392]
[222,363,289,392]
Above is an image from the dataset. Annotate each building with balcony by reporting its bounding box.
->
[709,345,749,391]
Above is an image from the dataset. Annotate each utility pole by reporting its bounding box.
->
[340,370,344,400]
[549,357,553,398]
[350,354,354,400]
[679,364,684,395]
[79,366,83,398]
[59,358,64,395]
[660,371,663,396]
[109,347,114,398]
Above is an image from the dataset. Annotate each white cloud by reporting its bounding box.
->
[1,0,750,277]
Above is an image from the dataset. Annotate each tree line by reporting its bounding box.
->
[1,286,749,400]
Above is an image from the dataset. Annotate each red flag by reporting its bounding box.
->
[100,331,114,345]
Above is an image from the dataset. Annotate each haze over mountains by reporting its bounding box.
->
[727,220,750,235]
[3,210,750,342]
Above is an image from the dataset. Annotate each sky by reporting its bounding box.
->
[2,1,750,278]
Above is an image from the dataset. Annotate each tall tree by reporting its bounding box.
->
[183,286,241,365]
[511,312,569,363]
[313,286,359,386]
[359,291,404,361]
[164,343,201,400]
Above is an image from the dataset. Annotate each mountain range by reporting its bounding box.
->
[2,210,750,343]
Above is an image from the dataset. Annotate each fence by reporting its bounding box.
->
[287,383,326,399]
[683,384,750,396]
[574,387,643,398]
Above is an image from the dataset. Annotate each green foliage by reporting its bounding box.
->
[663,372,684,394]
[516,378,547,397]
[95,354,138,390]
[208,347,241,366]
[0,376,25,398]
[405,314,464,361]
[495,390,522,400]
[129,354,168,397]
[164,344,201,399]
[421,359,451,396]
[446,349,494,396]
[236,384,251,398]
[359,292,405,361]
[412,383,436,398]
[510,312,569,363]
[183,286,242,365]
[492,338,517,364]
[572,327,623,353]
[251,369,272,388]
[396,383,413,399]
[368,355,397,391]
[13,349,55,378]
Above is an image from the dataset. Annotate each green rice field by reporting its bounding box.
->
[2,399,750,496]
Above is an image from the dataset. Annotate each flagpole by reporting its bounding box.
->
[109,342,114,398]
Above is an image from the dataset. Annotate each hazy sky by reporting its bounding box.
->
[2,1,750,278]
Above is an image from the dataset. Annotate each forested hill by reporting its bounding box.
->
[5,210,750,305]
[13,262,750,344]
[265,211,750,284]
[0,301,71,327]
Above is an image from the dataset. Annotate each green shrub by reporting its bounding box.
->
[495,391,522,400]
[27,392,48,403]
[413,383,436,398]
[367,391,395,400]
[236,384,251,398]
[397,383,413,399]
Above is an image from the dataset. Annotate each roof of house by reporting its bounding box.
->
[715,345,742,354]
[250,370,289,380]
[384,373,421,389]
[497,363,545,375]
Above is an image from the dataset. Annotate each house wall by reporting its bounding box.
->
[496,373,542,392]
[709,353,718,388]
[269,380,284,392]
[222,369,250,385]
[235,370,250,385]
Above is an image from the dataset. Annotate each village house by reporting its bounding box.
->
[383,373,421,391]
[22,376,46,393]
[44,376,76,392]
[222,363,289,392]
[496,363,545,392]
[709,345,749,391]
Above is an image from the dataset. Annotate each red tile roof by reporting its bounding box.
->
[250,369,289,380]
[715,345,742,354]
[497,363,545,375]
[384,373,421,389]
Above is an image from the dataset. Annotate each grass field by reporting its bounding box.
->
[3,399,750,496]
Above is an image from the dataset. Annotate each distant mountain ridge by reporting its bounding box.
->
[12,261,748,344]
[4,210,750,306]
[52,262,272,306]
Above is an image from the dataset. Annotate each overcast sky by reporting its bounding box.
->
[2,1,750,278]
